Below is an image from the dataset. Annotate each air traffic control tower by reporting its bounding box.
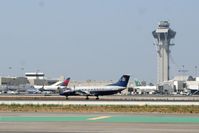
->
[152,21,176,84]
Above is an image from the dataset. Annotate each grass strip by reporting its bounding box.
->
[0,104,199,113]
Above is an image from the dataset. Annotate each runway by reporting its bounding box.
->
[1,100,199,106]
[0,112,199,133]
[1,95,199,101]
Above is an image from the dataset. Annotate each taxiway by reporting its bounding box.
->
[0,112,199,133]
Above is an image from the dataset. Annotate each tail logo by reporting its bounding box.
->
[63,80,68,86]
[121,77,126,82]
[62,78,70,86]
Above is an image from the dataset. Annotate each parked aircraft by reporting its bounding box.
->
[34,77,70,92]
[186,85,199,95]
[60,75,130,100]
[133,80,157,94]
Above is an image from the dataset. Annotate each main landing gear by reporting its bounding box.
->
[65,96,69,100]
[85,96,99,100]
[86,96,89,100]
[96,96,99,100]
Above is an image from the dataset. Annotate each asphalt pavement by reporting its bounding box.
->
[0,112,199,133]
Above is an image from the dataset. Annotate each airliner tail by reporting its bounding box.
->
[61,77,70,86]
[109,75,130,87]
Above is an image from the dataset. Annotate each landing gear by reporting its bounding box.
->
[65,96,69,100]
[96,96,99,100]
[86,96,89,100]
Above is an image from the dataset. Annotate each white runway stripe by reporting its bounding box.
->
[88,116,111,120]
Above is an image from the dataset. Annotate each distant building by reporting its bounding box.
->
[25,72,45,80]
[25,72,48,85]
[186,77,199,94]
[0,76,29,86]
[157,75,195,95]
[0,72,58,87]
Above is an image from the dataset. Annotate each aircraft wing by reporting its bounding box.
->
[75,90,91,96]
[75,90,102,96]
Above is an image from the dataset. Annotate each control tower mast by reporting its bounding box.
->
[152,21,176,84]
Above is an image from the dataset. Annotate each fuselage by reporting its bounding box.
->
[34,85,64,91]
[34,80,68,91]
[61,85,125,96]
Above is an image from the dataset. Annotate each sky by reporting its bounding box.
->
[0,0,199,83]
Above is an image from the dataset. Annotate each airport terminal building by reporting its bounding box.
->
[0,72,51,86]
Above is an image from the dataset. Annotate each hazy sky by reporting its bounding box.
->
[0,0,198,83]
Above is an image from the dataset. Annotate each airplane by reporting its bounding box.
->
[186,84,199,95]
[34,77,70,92]
[59,75,130,100]
[133,80,157,94]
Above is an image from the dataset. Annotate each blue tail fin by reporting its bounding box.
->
[109,75,130,87]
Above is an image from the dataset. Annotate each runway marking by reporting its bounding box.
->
[1,115,199,123]
[88,116,111,121]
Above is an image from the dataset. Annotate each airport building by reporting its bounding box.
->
[152,21,176,84]
[0,72,56,86]
[151,21,199,95]
[25,72,45,80]
[0,76,30,93]
[155,75,197,95]
[25,72,47,85]
[25,72,59,86]
[0,76,29,86]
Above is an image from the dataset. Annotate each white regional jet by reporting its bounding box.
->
[34,78,70,92]
[60,75,130,100]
